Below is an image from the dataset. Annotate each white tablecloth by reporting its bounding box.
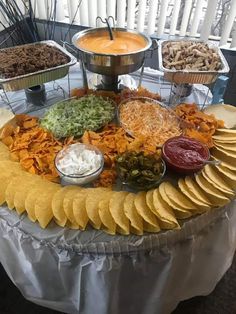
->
[0,201,235,314]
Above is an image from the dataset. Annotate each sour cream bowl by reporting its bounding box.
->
[55,143,104,185]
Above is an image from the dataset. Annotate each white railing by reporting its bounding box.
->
[2,0,236,48]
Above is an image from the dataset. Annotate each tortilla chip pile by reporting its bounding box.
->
[0,114,75,182]
[82,124,159,163]
[0,128,235,234]
[82,124,159,187]
[0,115,161,188]
[71,86,161,105]
[175,103,225,148]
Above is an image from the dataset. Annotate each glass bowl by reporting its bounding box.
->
[117,96,182,147]
[116,151,166,191]
[117,96,165,138]
[55,143,104,185]
[162,136,210,174]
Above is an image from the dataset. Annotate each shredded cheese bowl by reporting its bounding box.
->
[55,143,104,185]
[118,97,182,147]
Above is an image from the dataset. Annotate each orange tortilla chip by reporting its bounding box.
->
[23,118,38,129]
[0,114,73,182]
[19,149,29,159]
[175,103,224,148]
[10,151,19,161]
[1,136,13,147]
[0,124,15,139]
[20,158,34,169]
[81,124,161,187]
[28,165,38,174]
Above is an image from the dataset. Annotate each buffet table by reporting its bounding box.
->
[0,66,236,314]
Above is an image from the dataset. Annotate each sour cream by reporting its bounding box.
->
[55,143,103,185]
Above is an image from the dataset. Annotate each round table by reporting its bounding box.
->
[0,200,235,314]
[1,66,235,313]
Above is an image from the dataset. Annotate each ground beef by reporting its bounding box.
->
[0,44,70,78]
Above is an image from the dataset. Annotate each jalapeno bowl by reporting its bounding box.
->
[116,151,166,190]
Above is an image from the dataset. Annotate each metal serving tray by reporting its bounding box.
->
[0,40,77,91]
[158,40,229,85]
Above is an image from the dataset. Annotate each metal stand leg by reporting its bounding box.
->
[81,60,88,89]
[201,88,210,110]
[0,87,15,113]
[169,82,176,106]
[67,71,71,97]
[138,63,145,89]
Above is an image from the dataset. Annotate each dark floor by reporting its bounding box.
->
[0,255,236,314]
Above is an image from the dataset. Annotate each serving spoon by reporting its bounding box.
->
[96,16,114,40]
[202,159,221,166]
[105,18,114,40]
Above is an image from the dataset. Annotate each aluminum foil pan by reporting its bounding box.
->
[0,40,77,91]
[158,40,229,84]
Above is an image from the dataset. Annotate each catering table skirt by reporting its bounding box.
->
[0,201,235,314]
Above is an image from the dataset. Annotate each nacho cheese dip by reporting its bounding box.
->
[77,30,147,54]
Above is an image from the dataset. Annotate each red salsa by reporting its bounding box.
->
[162,136,210,173]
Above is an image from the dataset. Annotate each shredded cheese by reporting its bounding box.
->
[119,100,181,146]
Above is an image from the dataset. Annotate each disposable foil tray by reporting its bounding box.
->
[0,40,77,91]
[158,40,229,85]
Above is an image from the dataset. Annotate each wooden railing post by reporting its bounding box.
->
[1,0,235,46]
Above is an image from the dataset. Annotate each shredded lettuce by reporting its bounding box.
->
[40,95,115,138]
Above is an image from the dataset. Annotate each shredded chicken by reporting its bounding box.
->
[162,41,222,71]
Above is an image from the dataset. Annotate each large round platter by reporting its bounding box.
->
[0,87,236,236]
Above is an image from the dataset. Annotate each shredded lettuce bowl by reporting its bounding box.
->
[40,95,115,138]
